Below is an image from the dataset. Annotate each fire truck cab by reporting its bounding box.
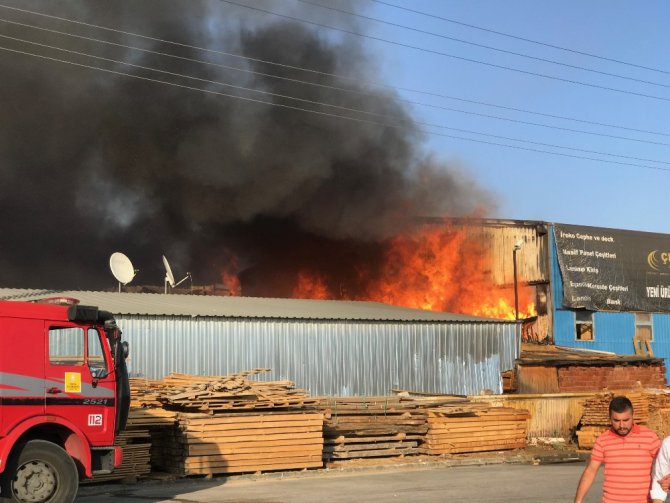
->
[0,299,130,503]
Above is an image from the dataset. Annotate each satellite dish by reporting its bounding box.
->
[109,252,136,292]
[162,255,176,288]
[163,255,192,294]
[110,252,135,284]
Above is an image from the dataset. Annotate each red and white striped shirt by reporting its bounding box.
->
[591,424,660,503]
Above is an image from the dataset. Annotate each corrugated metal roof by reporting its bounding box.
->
[0,288,513,323]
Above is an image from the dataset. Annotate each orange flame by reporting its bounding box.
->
[292,221,537,320]
[294,271,329,300]
[221,255,241,296]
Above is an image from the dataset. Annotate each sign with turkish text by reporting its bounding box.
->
[64,372,82,393]
[554,223,670,312]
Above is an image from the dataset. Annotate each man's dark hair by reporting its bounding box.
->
[609,396,634,415]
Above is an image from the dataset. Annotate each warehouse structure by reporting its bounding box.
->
[446,219,670,382]
[0,289,519,396]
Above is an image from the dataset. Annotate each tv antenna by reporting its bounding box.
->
[162,255,192,294]
[109,252,136,293]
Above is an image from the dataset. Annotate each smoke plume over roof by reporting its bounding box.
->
[0,0,493,291]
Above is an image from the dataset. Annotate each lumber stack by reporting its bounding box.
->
[576,390,670,448]
[155,370,319,412]
[422,405,530,455]
[125,407,178,427]
[579,392,650,426]
[576,426,608,450]
[643,393,670,439]
[576,392,645,449]
[317,395,470,461]
[130,377,165,408]
[151,411,323,475]
[90,427,151,483]
[84,408,160,484]
[501,370,517,393]
[139,370,325,476]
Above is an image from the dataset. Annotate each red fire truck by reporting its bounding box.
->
[0,299,130,503]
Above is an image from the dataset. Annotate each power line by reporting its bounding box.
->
[370,0,670,77]
[5,17,670,149]
[295,0,670,90]
[6,31,670,162]
[2,3,670,139]
[0,32,392,120]
[216,0,670,103]
[1,41,669,174]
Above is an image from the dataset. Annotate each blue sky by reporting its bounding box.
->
[357,1,670,234]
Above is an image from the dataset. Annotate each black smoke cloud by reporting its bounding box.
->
[0,0,493,291]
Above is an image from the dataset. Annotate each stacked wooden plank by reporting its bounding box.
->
[576,390,670,448]
[126,407,178,427]
[317,395,471,461]
[155,370,319,412]
[89,427,151,483]
[579,392,650,425]
[83,406,174,484]
[129,377,164,408]
[642,393,670,439]
[576,393,615,449]
[122,373,536,476]
[576,426,608,449]
[152,411,323,475]
[422,405,530,455]
[141,370,325,476]
[501,370,517,393]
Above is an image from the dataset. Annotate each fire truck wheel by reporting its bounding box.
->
[0,440,78,503]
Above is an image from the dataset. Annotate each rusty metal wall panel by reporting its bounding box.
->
[117,316,519,396]
[463,225,548,285]
[470,393,589,439]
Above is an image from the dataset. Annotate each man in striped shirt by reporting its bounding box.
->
[575,396,660,503]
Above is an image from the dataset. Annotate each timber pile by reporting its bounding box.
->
[501,370,517,393]
[576,426,608,450]
[422,405,530,455]
[130,377,164,408]
[644,393,670,439]
[84,406,172,484]
[317,395,481,461]
[155,370,319,413]
[126,406,178,427]
[88,427,151,483]
[577,392,647,449]
[320,396,428,461]
[137,370,325,476]
[151,411,324,475]
[577,390,670,448]
[579,392,650,426]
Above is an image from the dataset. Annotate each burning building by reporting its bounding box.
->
[0,3,666,392]
[248,217,670,387]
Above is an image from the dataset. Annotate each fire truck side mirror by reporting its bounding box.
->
[121,341,129,359]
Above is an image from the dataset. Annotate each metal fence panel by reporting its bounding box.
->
[117,316,519,396]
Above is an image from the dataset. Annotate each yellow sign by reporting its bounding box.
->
[64,372,81,393]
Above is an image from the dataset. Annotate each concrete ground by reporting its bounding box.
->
[76,460,604,503]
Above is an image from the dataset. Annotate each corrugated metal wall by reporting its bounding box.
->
[464,224,548,285]
[116,316,519,396]
[471,393,590,439]
[652,314,670,382]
